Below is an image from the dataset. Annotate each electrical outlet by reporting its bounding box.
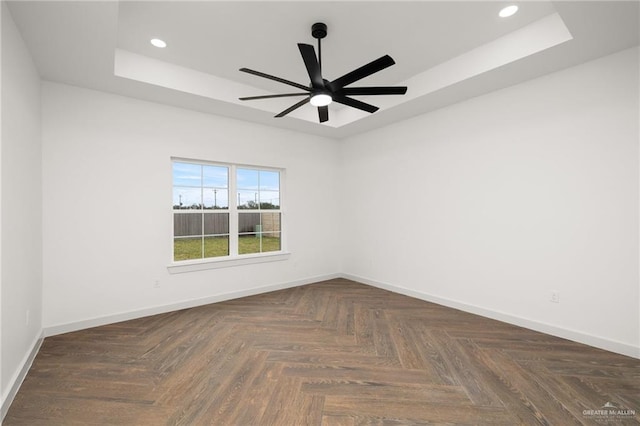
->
[550,291,560,303]
[154,280,160,288]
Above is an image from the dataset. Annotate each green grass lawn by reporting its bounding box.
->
[174,235,281,261]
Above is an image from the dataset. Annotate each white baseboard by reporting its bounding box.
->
[41,271,640,358]
[1,333,43,421]
[43,273,341,337]
[342,273,640,360]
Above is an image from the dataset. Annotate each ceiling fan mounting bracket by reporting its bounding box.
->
[311,22,327,39]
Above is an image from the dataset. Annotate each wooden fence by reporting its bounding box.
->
[174,212,280,236]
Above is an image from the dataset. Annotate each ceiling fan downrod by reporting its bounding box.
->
[311,22,327,74]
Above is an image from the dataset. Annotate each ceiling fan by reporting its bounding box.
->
[238,22,407,123]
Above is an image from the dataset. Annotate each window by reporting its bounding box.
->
[172,159,283,263]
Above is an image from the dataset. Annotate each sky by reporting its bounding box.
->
[172,162,280,208]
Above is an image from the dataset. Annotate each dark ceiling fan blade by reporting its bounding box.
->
[239,93,309,101]
[240,68,310,92]
[328,55,396,91]
[318,106,329,123]
[298,44,324,89]
[340,86,407,96]
[332,94,379,114]
[275,98,310,118]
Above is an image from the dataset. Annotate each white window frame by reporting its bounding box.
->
[168,158,289,274]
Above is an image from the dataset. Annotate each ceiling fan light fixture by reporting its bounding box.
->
[499,5,519,18]
[150,38,167,48]
[310,93,332,107]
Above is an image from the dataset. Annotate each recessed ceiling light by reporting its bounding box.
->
[150,38,167,48]
[499,5,519,18]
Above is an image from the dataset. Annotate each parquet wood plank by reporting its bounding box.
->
[225,362,284,426]
[265,349,396,368]
[371,312,401,364]
[427,330,505,408]
[524,361,603,421]
[196,350,270,423]
[323,396,519,425]
[282,363,443,385]
[335,298,356,336]
[154,331,247,406]
[353,305,375,350]
[456,340,583,425]
[301,380,472,405]
[411,328,460,386]
[5,279,640,425]
[257,377,305,425]
[321,414,356,426]
[386,317,431,370]
[477,346,584,425]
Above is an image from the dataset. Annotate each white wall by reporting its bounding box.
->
[17,25,640,366]
[1,1,43,407]
[41,82,341,330]
[41,48,640,358]
[341,47,639,357]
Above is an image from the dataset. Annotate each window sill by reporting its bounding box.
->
[167,251,291,274]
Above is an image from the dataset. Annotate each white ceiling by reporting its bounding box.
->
[6,1,639,139]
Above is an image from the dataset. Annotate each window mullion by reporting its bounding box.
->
[201,165,205,259]
[229,164,239,256]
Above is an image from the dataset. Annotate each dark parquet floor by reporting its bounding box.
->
[5,279,640,425]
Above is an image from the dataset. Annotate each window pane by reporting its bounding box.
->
[237,190,259,209]
[259,170,279,191]
[260,212,281,232]
[174,237,203,261]
[238,212,260,234]
[173,187,202,209]
[203,165,228,188]
[238,234,260,255]
[238,233,281,254]
[204,213,229,235]
[261,233,281,253]
[259,191,280,209]
[238,212,281,254]
[237,168,259,190]
[174,213,202,237]
[173,162,202,187]
[204,236,229,258]
[203,188,229,209]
